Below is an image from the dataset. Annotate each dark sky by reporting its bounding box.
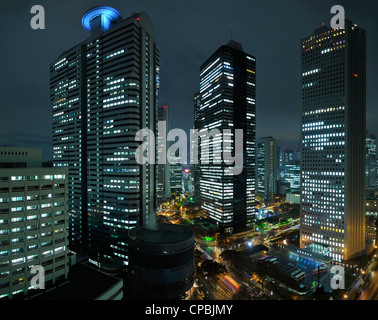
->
[1,0,377,161]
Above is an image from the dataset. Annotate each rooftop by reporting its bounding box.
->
[28,259,121,300]
[129,223,194,244]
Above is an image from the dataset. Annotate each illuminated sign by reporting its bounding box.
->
[82,6,122,32]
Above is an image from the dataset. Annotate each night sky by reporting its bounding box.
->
[1,0,377,161]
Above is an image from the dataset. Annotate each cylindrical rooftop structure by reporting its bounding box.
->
[126,223,195,300]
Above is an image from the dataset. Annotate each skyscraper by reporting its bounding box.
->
[256,137,279,201]
[366,131,377,188]
[193,92,201,203]
[194,40,256,234]
[170,163,183,197]
[300,20,366,261]
[280,147,301,194]
[283,160,301,193]
[51,7,159,262]
[157,105,171,201]
[280,147,295,173]
[0,147,69,299]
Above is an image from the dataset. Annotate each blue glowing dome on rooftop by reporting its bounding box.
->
[82,6,122,32]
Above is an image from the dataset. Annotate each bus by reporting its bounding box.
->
[291,270,302,278]
[268,258,278,264]
[259,255,271,261]
[294,271,306,281]
[312,265,326,275]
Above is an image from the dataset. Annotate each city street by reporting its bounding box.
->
[357,271,378,300]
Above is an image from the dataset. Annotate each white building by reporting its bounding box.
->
[0,147,69,299]
[300,21,366,261]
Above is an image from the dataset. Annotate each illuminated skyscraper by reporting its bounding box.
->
[256,137,279,201]
[50,7,159,262]
[157,105,171,201]
[170,162,183,197]
[300,20,366,261]
[194,40,256,234]
[280,147,295,173]
[280,147,301,194]
[366,131,377,188]
[193,92,201,203]
[284,160,301,193]
[0,147,69,299]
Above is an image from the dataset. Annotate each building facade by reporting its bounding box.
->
[0,147,69,299]
[366,197,378,216]
[300,20,366,261]
[50,7,159,262]
[157,105,171,201]
[283,161,301,194]
[280,147,295,174]
[170,163,183,197]
[194,40,256,234]
[256,137,279,201]
[281,150,301,194]
[366,131,377,188]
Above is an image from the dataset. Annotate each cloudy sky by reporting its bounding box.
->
[1,0,377,160]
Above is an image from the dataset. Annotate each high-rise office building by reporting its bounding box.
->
[157,105,171,201]
[283,160,301,193]
[194,40,256,234]
[366,131,377,188]
[256,137,279,201]
[170,163,183,197]
[183,168,193,194]
[50,6,159,262]
[300,20,366,261]
[193,92,201,203]
[279,147,301,194]
[279,147,293,180]
[0,147,69,299]
[282,148,295,168]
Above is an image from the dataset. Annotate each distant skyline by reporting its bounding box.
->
[1,0,378,160]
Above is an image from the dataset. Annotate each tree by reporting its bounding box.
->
[200,260,227,280]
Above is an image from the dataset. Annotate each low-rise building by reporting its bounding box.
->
[0,147,69,299]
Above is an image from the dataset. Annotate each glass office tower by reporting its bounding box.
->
[284,161,301,193]
[0,147,69,299]
[156,105,171,202]
[366,131,377,188]
[170,163,183,197]
[256,137,279,201]
[300,20,366,261]
[50,7,159,262]
[194,40,256,234]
